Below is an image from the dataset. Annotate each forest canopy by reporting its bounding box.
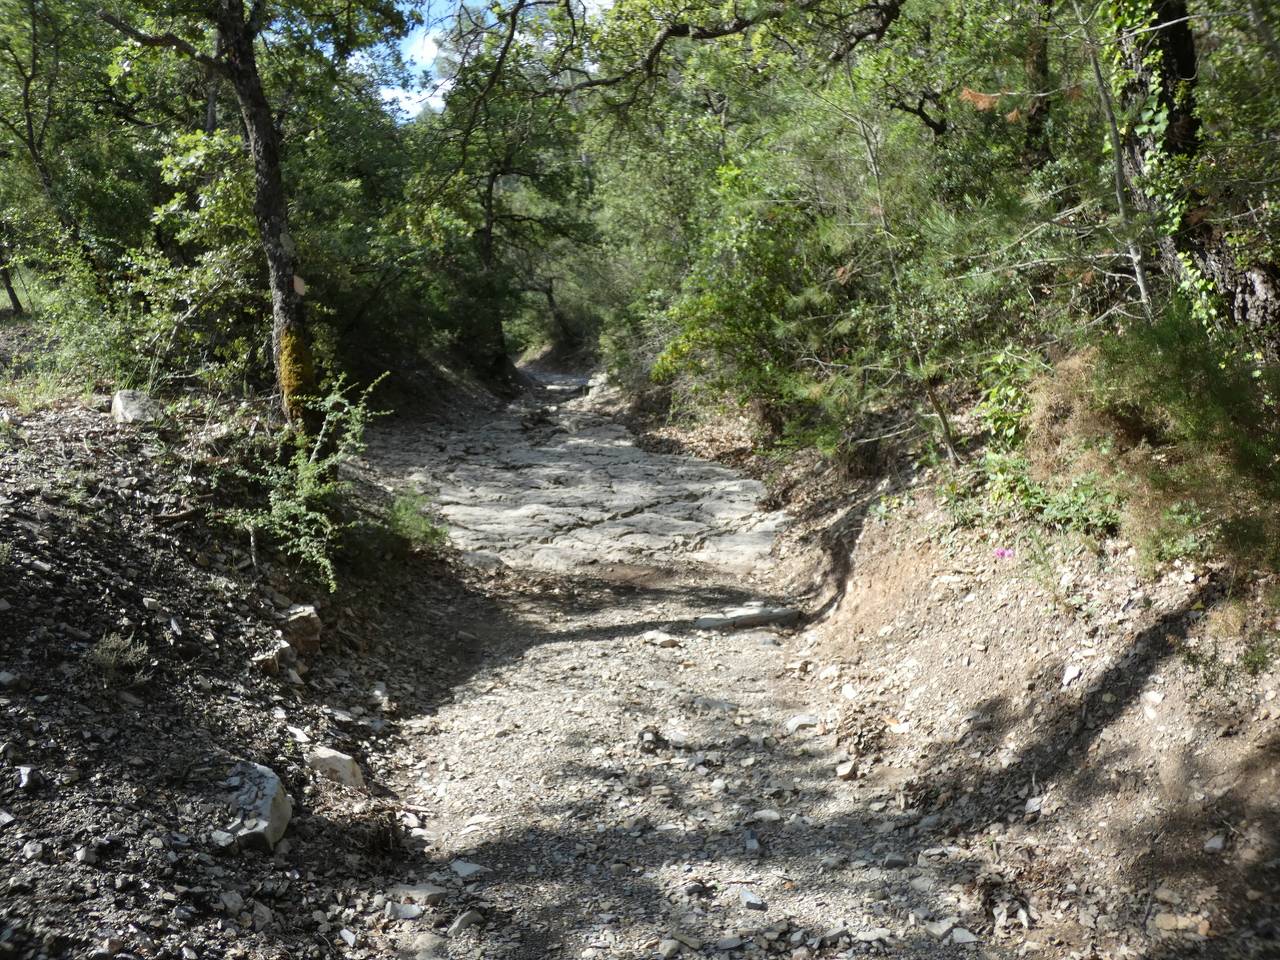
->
[3,0,1278,545]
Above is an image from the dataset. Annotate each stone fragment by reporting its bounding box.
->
[657,940,681,959]
[951,928,979,944]
[924,918,957,940]
[282,604,322,652]
[450,859,488,879]
[307,747,365,789]
[389,883,448,906]
[386,902,424,920]
[835,760,857,780]
[111,390,158,424]
[0,670,17,688]
[227,761,292,850]
[739,889,766,911]
[1203,834,1226,853]
[694,607,800,631]
[16,766,43,791]
[784,715,819,735]
[446,909,483,936]
[22,840,43,860]
[220,891,244,915]
[882,851,910,868]
[716,936,744,950]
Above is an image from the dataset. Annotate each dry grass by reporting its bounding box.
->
[1022,349,1280,577]
[86,633,150,686]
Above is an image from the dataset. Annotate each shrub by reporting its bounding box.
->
[384,493,448,551]
[86,633,150,686]
[222,376,384,591]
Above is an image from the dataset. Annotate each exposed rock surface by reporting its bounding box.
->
[371,375,787,576]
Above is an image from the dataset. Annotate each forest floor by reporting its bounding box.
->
[1,367,1276,960]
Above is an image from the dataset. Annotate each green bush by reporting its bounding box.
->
[1096,298,1280,570]
[222,377,384,591]
[385,493,447,550]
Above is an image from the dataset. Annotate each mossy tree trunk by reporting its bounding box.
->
[100,2,320,421]
[216,2,317,421]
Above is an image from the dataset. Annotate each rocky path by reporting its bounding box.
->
[364,377,994,960]
[375,375,787,577]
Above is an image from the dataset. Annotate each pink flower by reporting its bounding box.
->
[994,547,1014,560]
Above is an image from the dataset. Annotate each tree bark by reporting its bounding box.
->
[215,2,317,421]
[1116,1,1280,355]
[0,263,23,316]
[1022,0,1053,168]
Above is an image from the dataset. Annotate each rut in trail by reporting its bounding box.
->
[363,375,976,960]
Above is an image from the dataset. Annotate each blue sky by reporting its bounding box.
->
[381,25,444,117]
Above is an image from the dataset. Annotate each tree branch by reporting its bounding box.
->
[558,1,903,95]
[97,10,226,74]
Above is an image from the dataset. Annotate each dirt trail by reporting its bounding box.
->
[361,376,998,960]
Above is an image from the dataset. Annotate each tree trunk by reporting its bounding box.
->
[473,169,520,391]
[0,263,23,316]
[217,5,317,421]
[1022,0,1053,168]
[1116,1,1280,354]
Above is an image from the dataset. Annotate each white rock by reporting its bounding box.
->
[785,715,820,735]
[307,747,365,789]
[657,940,682,959]
[228,761,292,850]
[951,927,979,944]
[111,390,158,424]
[446,909,483,936]
[282,604,322,652]
[924,918,957,940]
[389,883,448,906]
[1204,834,1226,853]
[450,859,488,879]
[1062,663,1082,686]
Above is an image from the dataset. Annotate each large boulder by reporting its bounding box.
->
[226,761,292,850]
